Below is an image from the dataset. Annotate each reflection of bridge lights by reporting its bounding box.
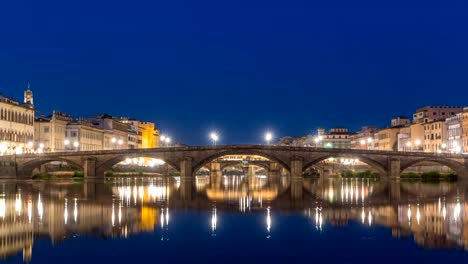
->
[15,193,22,215]
[0,197,5,219]
[328,188,334,202]
[38,193,43,222]
[416,205,421,225]
[160,210,165,229]
[266,207,271,235]
[368,211,372,226]
[442,205,447,220]
[211,207,217,235]
[454,201,461,221]
[27,198,32,223]
[118,203,122,224]
[74,198,78,223]
[64,198,68,224]
[112,201,115,226]
[133,186,138,204]
[315,207,323,231]
[361,208,365,224]
[407,206,411,223]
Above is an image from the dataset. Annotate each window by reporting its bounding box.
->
[44,127,49,133]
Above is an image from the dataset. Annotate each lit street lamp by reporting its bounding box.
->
[406,141,412,152]
[265,132,273,145]
[415,140,421,151]
[210,132,219,146]
[73,141,79,151]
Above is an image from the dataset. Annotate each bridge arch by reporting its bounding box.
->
[302,154,388,176]
[400,158,467,177]
[18,157,83,178]
[193,150,290,174]
[95,155,179,176]
[219,161,270,172]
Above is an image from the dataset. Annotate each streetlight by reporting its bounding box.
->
[406,141,412,152]
[73,141,79,151]
[210,132,219,146]
[415,140,421,151]
[314,136,323,148]
[265,132,273,145]
[165,137,171,146]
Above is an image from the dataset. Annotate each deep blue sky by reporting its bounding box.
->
[1,0,467,145]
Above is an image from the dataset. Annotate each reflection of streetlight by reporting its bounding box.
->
[211,207,217,236]
[265,132,273,145]
[210,132,219,146]
[266,207,271,238]
[406,141,412,152]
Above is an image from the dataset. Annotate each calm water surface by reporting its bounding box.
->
[0,176,468,263]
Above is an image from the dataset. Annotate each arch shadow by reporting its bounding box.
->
[302,154,388,176]
[96,155,179,176]
[400,158,467,177]
[19,157,83,178]
[193,150,290,174]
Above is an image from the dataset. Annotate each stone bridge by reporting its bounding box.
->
[1,145,468,180]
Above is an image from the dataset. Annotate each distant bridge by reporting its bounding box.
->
[1,145,467,179]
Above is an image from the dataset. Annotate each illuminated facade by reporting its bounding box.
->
[413,106,464,124]
[463,108,468,153]
[374,127,399,151]
[0,89,35,154]
[34,111,72,152]
[446,113,463,153]
[65,119,105,151]
[320,128,352,149]
[423,120,446,153]
[140,122,160,148]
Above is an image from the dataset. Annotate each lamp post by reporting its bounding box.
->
[415,140,421,152]
[210,132,219,146]
[406,141,412,152]
[265,132,273,145]
[73,141,79,151]
[64,139,70,151]
[441,143,447,153]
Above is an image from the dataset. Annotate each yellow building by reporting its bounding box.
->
[140,122,160,148]
[375,127,399,151]
[423,120,446,153]
[462,108,468,153]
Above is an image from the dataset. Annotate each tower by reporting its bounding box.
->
[24,81,34,106]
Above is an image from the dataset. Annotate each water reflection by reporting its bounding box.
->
[0,176,467,262]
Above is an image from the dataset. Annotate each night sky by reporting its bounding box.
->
[1,0,467,145]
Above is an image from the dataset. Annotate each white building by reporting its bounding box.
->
[446,113,463,153]
[0,86,35,154]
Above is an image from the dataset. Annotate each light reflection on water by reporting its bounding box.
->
[0,176,467,262]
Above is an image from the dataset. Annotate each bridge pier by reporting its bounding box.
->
[180,157,193,200]
[388,180,401,201]
[83,157,98,178]
[388,158,401,179]
[290,157,304,181]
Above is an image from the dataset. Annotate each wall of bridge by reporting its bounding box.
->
[1,145,467,180]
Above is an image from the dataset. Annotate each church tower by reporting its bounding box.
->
[24,81,34,106]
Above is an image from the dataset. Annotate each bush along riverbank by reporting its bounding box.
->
[400,171,458,182]
[341,170,380,179]
[32,171,84,180]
